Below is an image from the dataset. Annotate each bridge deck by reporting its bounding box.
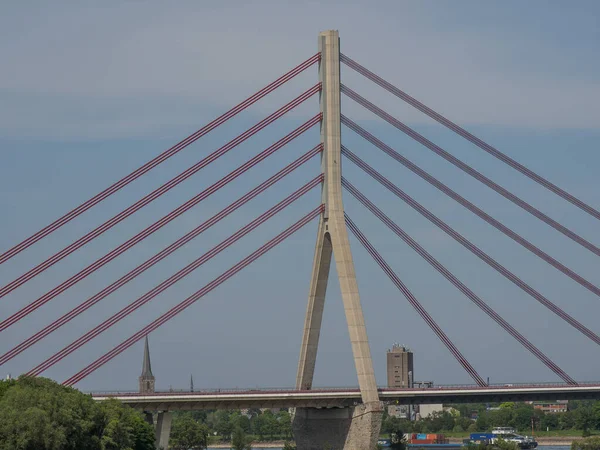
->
[91,384,600,410]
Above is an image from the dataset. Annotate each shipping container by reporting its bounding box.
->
[417,434,427,439]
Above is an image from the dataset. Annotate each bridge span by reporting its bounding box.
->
[92,383,600,411]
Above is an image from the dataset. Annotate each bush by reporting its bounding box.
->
[572,437,600,450]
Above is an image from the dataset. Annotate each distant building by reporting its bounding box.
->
[139,336,155,394]
[418,403,444,418]
[387,344,414,388]
[387,404,410,419]
[530,400,568,413]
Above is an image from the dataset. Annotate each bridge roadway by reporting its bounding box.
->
[91,383,600,411]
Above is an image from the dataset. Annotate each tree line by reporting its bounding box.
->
[382,401,600,437]
[169,408,294,449]
[0,377,155,450]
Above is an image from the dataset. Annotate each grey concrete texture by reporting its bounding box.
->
[296,30,380,405]
[292,403,383,450]
[155,411,172,450]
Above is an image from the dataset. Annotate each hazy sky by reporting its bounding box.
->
[1,1,599,392]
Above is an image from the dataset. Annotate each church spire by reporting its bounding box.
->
[141,335,153,377]
[139,335,155,394]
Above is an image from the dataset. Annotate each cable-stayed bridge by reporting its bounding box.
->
[2,30,599,449]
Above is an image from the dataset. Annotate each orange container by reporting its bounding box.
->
[427,434,437,440]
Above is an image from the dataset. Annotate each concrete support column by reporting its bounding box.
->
[294,28,383,450]
[296,29,380,405]
[143,411,154,427]
[296,219,332,390]
[293,404,383,450]
[155,411,172,450]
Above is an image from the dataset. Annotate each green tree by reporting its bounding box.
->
[0,376,103,450]
[476,413,490,431]
[499,402,515,409]
[170,414,210,450]
[214,410,233,439]
[0,376,154,450]
[276,410,293,439]
[559,411,576,430]
[231,426,252,450]
[510,405,534,431]
[99,398,154,450]
[0,379,16,400]
[575,407,596,433]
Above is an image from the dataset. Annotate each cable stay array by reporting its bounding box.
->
[344,179,576,385]
[0,53,320,265]
[336,54,598,385]
[28,175,323,377]
[0,54,324,385]
[0,85,321,300]
[342,85,600,259]
[341,117,600,298]
[340,53,600,222]
[341,148,600,348]
[0,146,322,366]
[62,205,323,386]
[1,47,597,387]
[345,215,487,387]
[0,115,321,333]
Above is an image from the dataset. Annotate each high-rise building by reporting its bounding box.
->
[139,336,155,394]
[387,344,413,388]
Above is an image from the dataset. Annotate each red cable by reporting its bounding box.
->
[344,214,486,387]
[340,53,600,222]
[342,148,600,349]
[342,116,600,298]
[30,177,322,376]
[0,53,320,265]
[344,179,576,385]
[341,86,600,259]
[0,116,321,333]
[0,146,322,365]
[0,85,321,300]
[62,205,323,386]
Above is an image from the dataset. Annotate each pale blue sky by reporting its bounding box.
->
[1,1,599,392]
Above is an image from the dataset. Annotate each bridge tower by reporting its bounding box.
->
[293,30,383,450]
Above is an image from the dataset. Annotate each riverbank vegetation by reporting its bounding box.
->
[382,401,600,438]
[169,408,293,447]
[572,437,600,450]
[0,376,154,450]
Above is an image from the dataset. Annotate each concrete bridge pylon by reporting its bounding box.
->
[293,29,383,450]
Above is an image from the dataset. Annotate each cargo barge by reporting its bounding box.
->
[378,428,538,449]
[379,433,463,449]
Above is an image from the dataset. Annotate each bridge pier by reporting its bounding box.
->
[155,411,172,450]
[143,411,154,426]
[292,402,383,450]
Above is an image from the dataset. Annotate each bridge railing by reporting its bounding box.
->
[88,381,600,397]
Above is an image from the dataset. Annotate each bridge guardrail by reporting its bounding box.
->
[88,381,600,397]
